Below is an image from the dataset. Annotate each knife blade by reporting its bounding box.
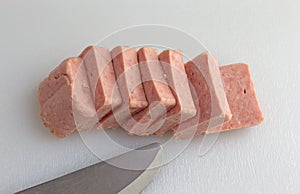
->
[16,143,162,194]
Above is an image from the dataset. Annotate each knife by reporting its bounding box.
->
[16,143,162,194]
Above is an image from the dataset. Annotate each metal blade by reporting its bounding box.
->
[16,143,162,194]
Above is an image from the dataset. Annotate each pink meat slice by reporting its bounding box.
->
[122,47,176,135]
[79,46,122,121]
[38,57,97,138]
[173,52,232,138]
[207,63,264,132]
[99,46,148,129]
[151,50,197,136]
[174,62,264,138]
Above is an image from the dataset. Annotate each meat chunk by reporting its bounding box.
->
[79,46,122,121]
[151,50,196,136]
[174,62,264,138]
[39,46,264,139]
[209,63,264,132]
[38,58,97,138]
[99,46,148,129]
[122,47,176,135]
[174,52,232,138]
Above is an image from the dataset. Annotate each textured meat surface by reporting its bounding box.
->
[209,63,264,132]
[174,62,264,138]
[152,50,196,136]
[39,47,263,139]
[79,46,122,121]
[99,46,148,129]
[122,47,176,135]
[38,58,97,138]
[174,52,232,138]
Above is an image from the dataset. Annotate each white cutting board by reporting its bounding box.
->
[1,0,300,193]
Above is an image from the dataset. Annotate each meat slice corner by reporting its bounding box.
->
[79,46,122,122]
[208,63,264,132]
[150,50,197,136]
[173,52,232,138]
[38,57,97,138]
[99,46,148,129]
[121,47,176,135]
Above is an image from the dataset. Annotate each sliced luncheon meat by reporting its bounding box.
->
[122,47,176,135]
[151,50,196,136]
[174,62,264,138]
[38,46,264,139]
[173,52,232,138]
[209,63,264,132]
[38,58,97,138]
[79,46,122,121]
[99,46,148,129]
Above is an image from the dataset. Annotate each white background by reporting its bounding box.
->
[0,0,300,193]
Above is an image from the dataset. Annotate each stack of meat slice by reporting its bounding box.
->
[38,45,264,138]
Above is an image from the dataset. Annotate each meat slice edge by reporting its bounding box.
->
[79,46,122,122]
[121,47,176,135]
[173,52,232,138]
[99,46,148,129]
[151,50,197,136]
